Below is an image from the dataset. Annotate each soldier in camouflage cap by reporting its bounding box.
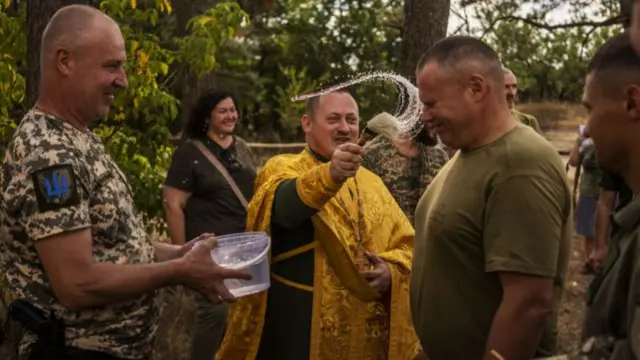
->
[361,112,448,225]
[0,5,250,360]
[504,67,543,134]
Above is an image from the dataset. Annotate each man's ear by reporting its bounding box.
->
[467,73,489,102]
[301,114,312,133]
[625,84,640,120]
[55,48,73,77]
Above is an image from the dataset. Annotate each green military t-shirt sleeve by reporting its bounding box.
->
[527,115,542,134]
[7,145,91,241]
[483,175,565,277]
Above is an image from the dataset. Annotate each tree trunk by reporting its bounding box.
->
[398,0,451,80]
[621,0,632,28]
[26,0,89,108]
[173,0,223,126]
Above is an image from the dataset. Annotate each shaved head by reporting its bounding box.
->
[587,32,640,97]
[415,36,512,150]
[41,5,118,69]
[37,5,127,125]
[583,32,640,174]
[417,35,504,84]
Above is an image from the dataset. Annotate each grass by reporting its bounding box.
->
[518,101,587,131]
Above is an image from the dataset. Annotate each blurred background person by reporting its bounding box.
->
[162,90,258,360]
[362,112,448,225]
[568,126,603,274]
[504,67,542,133]
[591,170,633,268]
[357,111,399,146]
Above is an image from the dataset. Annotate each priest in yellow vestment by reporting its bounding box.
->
[215,90,420,360]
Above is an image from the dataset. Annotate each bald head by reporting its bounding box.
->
[503,67,515,77]
[41,5,118,69]
[37,5,127,124]
[417,36,504,84]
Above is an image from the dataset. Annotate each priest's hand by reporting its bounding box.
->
[330,143,363,183]
[362,251,391,294]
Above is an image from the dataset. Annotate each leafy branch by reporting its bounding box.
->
[494,13,625,31]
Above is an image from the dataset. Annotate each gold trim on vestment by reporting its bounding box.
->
[271,241,318,263]
[214,150,421,360]
[271,273,314,292]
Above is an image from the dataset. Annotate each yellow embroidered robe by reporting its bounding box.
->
[215,149,420,360]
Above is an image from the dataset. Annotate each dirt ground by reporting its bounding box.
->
[556,234,591,355]
[547,129,590,356]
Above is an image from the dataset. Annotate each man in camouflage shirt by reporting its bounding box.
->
[362,114,448,225]
[0,6,249,360]
[504,67,542,133]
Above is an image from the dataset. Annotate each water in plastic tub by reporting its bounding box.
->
[209,231,271,298]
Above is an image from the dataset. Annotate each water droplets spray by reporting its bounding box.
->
[291,71,425,139]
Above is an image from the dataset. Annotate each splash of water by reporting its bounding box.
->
[291,71,425,138]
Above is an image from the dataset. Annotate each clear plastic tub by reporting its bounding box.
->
[209,231,271,298]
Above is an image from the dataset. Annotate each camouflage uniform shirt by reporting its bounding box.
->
[362,135,448,225]
[0,110,160,359]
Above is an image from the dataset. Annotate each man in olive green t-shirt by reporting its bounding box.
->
[411,36,572,360]
[504,67,542,134]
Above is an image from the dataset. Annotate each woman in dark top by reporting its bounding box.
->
[162,90,257,360]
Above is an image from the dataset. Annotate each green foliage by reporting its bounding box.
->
[245,0,403,139]
[485,20,621,101]
[454,0,624,102]
[176,2,249,76]
[95,0,248,233]
[0,1,249,233]
[0,1,25,138]
[0,0,632,231]
[274,65,327,138]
